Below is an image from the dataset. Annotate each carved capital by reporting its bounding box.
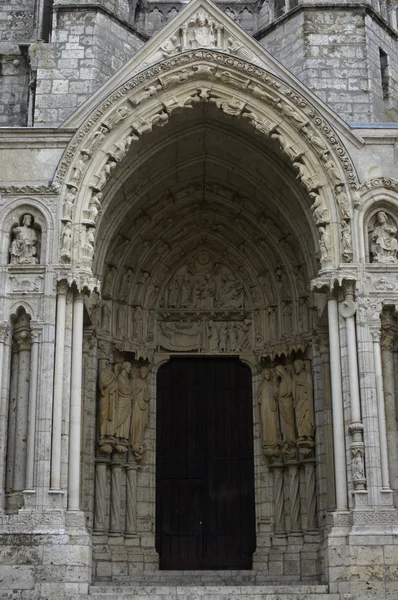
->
[57,279,69,296]
[0,323,10,344]
[14,328,32,351]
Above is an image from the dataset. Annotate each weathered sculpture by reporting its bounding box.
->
[131,367,149,460]
[115,362,133,450]
[274,365,295,446]
[292,360,314,440]
[258,369,279,451]
[98,361,118,453]
[370,211,398,263]
[9,214,38,265]
[60,222,72,258]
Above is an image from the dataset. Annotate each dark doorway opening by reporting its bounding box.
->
[156,357,256,570]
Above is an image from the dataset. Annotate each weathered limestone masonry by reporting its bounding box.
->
[0,0,398,599]
[257,5,398,122]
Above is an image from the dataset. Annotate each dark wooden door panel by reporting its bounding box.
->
[156,358,256,570]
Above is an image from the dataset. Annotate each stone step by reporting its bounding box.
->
[85,584,341,599]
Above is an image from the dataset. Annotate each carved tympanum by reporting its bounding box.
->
[160,252,245,310]
[9,214,38,265]
[369,211,398,264]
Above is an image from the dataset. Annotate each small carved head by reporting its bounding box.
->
[139,366,149,379]
[22,214,33,227]
[123,361,132,373]
[377,211,387,224]
[294,359,305,373]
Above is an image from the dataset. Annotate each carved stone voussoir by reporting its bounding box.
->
[54,51,358,198]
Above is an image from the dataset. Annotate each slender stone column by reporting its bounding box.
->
[288,462,301,532]
[125,462,139,535]
[51,281,68,490]
[304,461,317,530]
[340,284,366,491]
[109,456,123,535]
[25,326,41,491]
[374,329,392,491]
[68,292,84,511]
[0,323,10,509]
[94,459,109,532]
[270,455,285,534]
[6,342,19,495]
[13,325,32,492]
[327,296,348,511]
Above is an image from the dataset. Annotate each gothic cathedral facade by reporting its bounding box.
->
[0,0,398,598]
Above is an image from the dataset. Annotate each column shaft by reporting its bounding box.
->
[126,464,138,535]
[346,316,361,424]
[51,285,67,489]
[327,298,348,511]
[13,343,31,491]
[374,335,391,490]
[68,293,84,511]
[25,329,40,490]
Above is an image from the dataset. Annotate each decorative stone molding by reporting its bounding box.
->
[53,51,359,275]
[362,177,398,194]
[0,184,59,195]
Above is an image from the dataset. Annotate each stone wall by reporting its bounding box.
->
[32,8,144,127]
[258,6,398,123]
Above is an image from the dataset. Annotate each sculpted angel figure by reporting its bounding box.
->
[370,211,398,263]
[10,214,38,265]
[292,360,314,440]
[258,369,279,448]
[131,367,149,450]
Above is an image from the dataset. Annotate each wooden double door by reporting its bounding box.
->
[156,358,256,570]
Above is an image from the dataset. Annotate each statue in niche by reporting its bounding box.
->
[132,306,143,340]
[200,273,215,308]
[282,300,293,336]
[117,306,126,336]
[274,365,296,447]
[292,360,314,440]
[369,211,398,263]
[134,270,150,304]
[321,153,342,187]
[98,360,118,452]
[219,324,228,352]
[207,320,219,352]
[341,221,353,262]
[189,10,216,47]
[258,369,279,449]
[101,304,111,332]
[119,268,134,301]
[88,192,102,224]
[103,266,117,297]
[298,297,309,333]
[115,362,133,451]
[228,323,239,352]
[335,184,350,220]
[267,306,278,341]
[60,222,72,258]
[63,189,76,220]
[319,225,330,263]
[168,278,179,308]
[10,214,38,265]
[352,447,365,480]
[131,367,149,460]
[180,274,192,307]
